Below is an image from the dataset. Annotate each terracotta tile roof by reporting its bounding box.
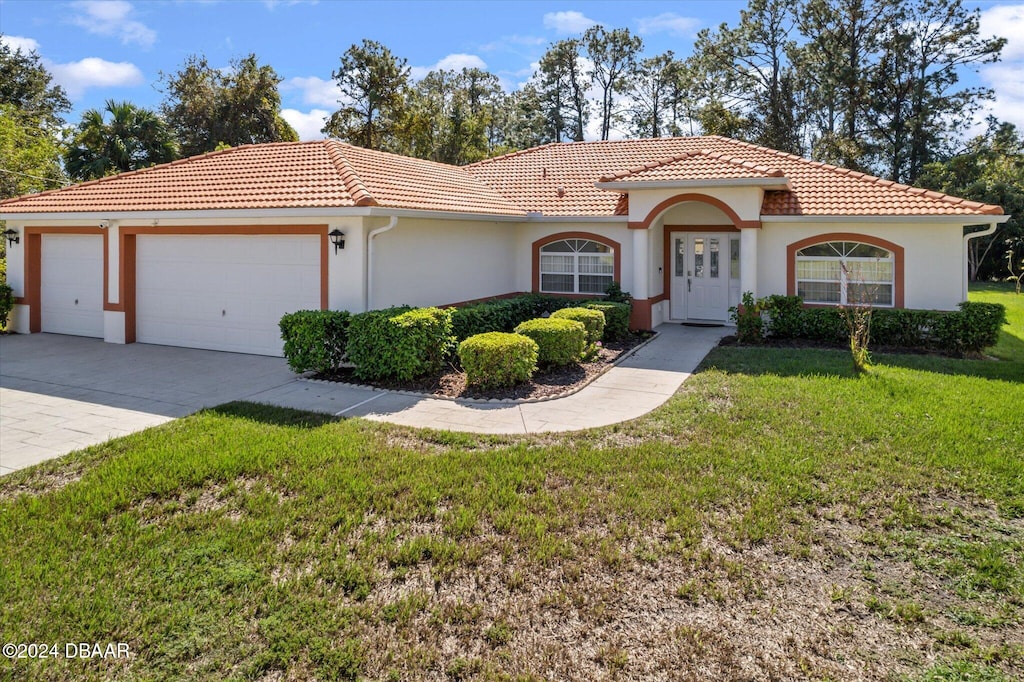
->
[0,136,1002,218]
[598,150,785,183]
[466,137,1002,217]
[0,141,520,215]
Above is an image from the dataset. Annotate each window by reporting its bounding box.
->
[795,241,894,306]
[539,238,614,294]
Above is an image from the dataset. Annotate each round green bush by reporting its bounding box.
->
[582,301,631,341]
[550,307,605,344]
[513,317,587,367]
[458,332,539,388]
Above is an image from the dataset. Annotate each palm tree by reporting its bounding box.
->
[65,100,179,181]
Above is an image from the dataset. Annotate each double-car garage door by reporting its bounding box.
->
[36,231,322,357]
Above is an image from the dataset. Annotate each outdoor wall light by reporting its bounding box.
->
[2,228,18,246]
[329,229,346,253]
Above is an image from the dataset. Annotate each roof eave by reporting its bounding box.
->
[595,177,792,191]
[759,214,1011,224]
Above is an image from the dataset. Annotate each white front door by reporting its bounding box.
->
[669,232,731,322]
[41,234,105,337]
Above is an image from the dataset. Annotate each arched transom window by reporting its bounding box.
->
[796,241,894,306]
[540,238,614,294]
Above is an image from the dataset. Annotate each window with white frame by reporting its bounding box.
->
[539,238,614,294]
[795,241,894,306]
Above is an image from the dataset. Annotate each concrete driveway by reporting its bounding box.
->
[0,334,299,475]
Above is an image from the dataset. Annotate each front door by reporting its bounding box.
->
[669,232,730,321]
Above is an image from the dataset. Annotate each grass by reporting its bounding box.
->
[0,288,1021,681]
[969,281,1024,364]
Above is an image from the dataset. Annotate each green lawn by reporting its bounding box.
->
[1,290,1022,681]
[970,281,1024,363]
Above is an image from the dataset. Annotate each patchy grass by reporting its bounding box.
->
[970,281,1024,364]
[1,345,1021,681]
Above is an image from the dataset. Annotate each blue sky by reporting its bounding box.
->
[1,0,1022,141]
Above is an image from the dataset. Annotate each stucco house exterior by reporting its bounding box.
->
[0,136,1008,357]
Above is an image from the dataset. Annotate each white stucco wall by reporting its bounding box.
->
[370,217,518,309]
[758,221,967,310]
[626,186,763,225]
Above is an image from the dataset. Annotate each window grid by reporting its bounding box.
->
[539,239,614,294]
[795,241,894,307]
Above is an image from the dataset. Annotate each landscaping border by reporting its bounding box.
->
[299,331,660,405]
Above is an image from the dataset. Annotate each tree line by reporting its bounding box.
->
[0,0,1020,278]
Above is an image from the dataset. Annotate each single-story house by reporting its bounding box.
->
[0,136,1007,357]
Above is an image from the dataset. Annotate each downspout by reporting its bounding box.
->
[962,222,998,302]
[365,215,397,311]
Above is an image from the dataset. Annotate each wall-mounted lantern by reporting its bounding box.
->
[2,228,18,247]
[328,229,346,253]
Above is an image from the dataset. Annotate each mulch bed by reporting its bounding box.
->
[314,333,652,401]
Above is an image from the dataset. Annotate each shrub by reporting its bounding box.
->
[449,294,576,342]
[729,292,765,343]
[934,301,1006,354]
[583,301,631,341]
[550,307,605,344]
[513,317,587,367]
[347,306,454,381]
[458,332,539,388]
[604,281,632,304]
[761,295,804,338]
[0,282,12,330]
[278,310,351,373]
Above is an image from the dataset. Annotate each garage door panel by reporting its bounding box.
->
[41,234,104,338]
[136,234,321,356]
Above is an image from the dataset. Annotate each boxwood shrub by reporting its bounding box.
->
[458,332,539,388]
[278,310,351,373]
[582,301,631,341]
[513,317,587,367]
[450,293,576,342]
[758,294,1006,355]
[0,282,13,330]
[347,306,454,381]
[550,307,605,344]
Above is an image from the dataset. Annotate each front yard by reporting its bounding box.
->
[1,287,1021,681]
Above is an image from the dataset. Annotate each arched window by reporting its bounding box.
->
[796,240,894,306]
[539,238,615,294]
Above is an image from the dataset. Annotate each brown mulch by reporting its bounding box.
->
[314,334,651,401]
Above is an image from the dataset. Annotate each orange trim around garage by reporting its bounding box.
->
[628,193,760,231]
[661,225,739,304]
[531,231,622,295]
[117,225,330,344]
[20,226,107,333]
[786,232,905,309]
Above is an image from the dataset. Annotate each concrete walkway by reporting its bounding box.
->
[1,325,728,474]
[246,324,729,433]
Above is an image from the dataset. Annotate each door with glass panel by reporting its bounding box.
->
[669,232,730,321]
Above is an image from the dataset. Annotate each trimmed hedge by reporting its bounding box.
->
[513,317,587,367]
[347,306,454,381]
[582,301,631,341]
[758,295,1006,355]
[550,307,605,344]
[450,293,575,342]
[279,310,351,373]
[0,282,13,330]
[458,332,539,388]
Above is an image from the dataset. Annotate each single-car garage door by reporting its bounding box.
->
[135,234,322,356]
[41,234,105,337]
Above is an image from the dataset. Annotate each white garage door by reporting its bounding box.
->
[135,234,321,356]
[41,234,105,337]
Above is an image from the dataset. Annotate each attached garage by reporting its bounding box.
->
[134,233,324,356]
[40,233,105,338]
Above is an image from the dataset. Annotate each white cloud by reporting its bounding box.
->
[636,12,701,38]
[980,4,1024,61]
[410,53,488,80]
[478,34,546,52]
[978,4,1024,129]
[543,11,597,35]
[49,58,145,99]
[282,76,342,108]
[0,35,41,53]
[70,1,156,48]
[281,108,329,141]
